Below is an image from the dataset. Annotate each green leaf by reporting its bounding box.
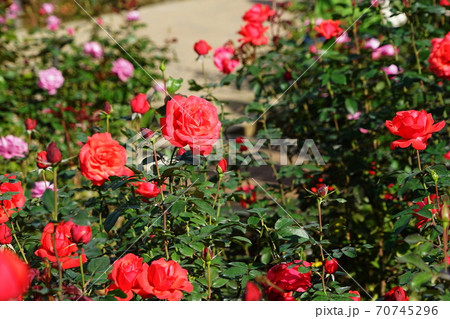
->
[344,98,357,114]
[42,189,55,213]
[223,266,248,278]
[411,272,433,289]
[404,233,425,245]
[104,209,122,232]
[284,226,309,239]
[397,253,432,272]
[166,77,183,95]
[190,199,215,216]
[87,256,110,275]
[331,72,347,85]
[274,218,293,230]
[232,236,252,245]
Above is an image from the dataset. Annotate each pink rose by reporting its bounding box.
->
[46,15,61,31]
[83,41,103,59]
[347,111,361,120]
[381,64,402,77]
[336,32,351,44]
[372,44,397,60]
[112,58,134,82]
[38,67,64,95]
[127,10,140,22]
[213,45,240,74]
[40,3,54,15]
[0,135,28,160]
[364,38,380,50]
[161,95,221,156]
[31,181,55,198]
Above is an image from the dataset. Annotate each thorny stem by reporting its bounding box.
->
[79,253,85,292]
[53,166,58,221]
[317,199,327,297]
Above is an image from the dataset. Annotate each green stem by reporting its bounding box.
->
[207,262,212,300]
[416,149,422,171]
[317,199,327,297]
[53,166,58,221]
[106,114,110,133]
[409,20,422,75]
[52,231,63,300]
[1,206,28,263]
[79,252,85,292]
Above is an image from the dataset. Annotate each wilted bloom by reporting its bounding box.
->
[384,286,409,301]
[364,38,380,50]
[130,93,150,118]
[349,290,361,301]
[0,250,29,301]
[214,45,240,74]
[372,44,397,60]
[46,15,61,31]
[317,185,329,197]
[24,118,36,132]
[31,181,55,198]
[193,40,212,56]
[112,58,134,82]
[46,142,62,164]
[324,258,339,274]
[382,64,402,77]
[385,110,445,150]
[83,41,103,59]
[0,223,12,244]
[347,111,361,120]
[243,282,261,301]
[0,135,28,160]
[127,10,140,22]
[38,67,64,95]
[40,3,54,15]
[217,158,227,174]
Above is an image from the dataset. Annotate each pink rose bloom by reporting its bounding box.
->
[67,27,75,36]
[154,82,166,92]
[127,11,140,22]
[31,181,55,198]
[46,15,61,31]
[6,3,20,20]
[336,32,351,44]
[97,18,103,26]
[213,45,240,74]
[112,58,134,82]
[41,3,54,15]
[359,128,369,134]
[38,67,64,95]
[372,44,397,60]
[315,18,324,26]
[347,111,361,120]
[381,64,402,76]
[0,135,28,160]
[83,41,103,59]
[364,38,380,50]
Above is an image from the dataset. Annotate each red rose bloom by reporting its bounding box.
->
[217,158,227,174]
[35,221,87,269]
[324,258,339,274]
[193,40,212,56]
[46,142,62,164]
[68,222,92,244]
[136,258,193,301]
[412,194,440,229]
[25,118,37,131]
[266,260,312,294]
[243,281,261,301]
[238,22,269,46]
[79,132,127,186]
[134,180,165,200]
[315,20,343,40]
[0,223,12,244]
[428,32,450,80]
[0,250,29,301]
[266,288,296,301]
[385,110,445,150]
[130,93,150,115]
[161,95,221,156]
[444,151,450,160]
[440,0,450,5]
[384,286,409,301]
[237,184,257,208]
[242,4,275,23]
[0,176,26,223]
[349,290,361,301]
[37,151,50,169]
[107,253,144,301]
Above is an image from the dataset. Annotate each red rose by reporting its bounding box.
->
[136,258,193,301]
[237,184,257,208]
[428,32,450,80]
[107,253,144,301]
[0,223,12,244]
[46,142,62,164]
[440,0,450,5]
[69,222,92,244]
[37,151,50,169]
[79,132,127,186]
[243,281,261,301]
[0,250,29,301]
[193,40,212,56]
[385,110,445,150]
[412,194,440,229]
[213,45,240,74]
[134,180,165,200]
[0,176,25,223]
[444,151,450,160]
[217,158,227,174]
[349,290,361,301]
[324,258,339,274]
[242,4,275,23]
[34,221,87,269]
[161,95,221,156]
[315,20,343,40]
[384,286,409,301]
[238,22,269,46]
[130,93,150,116]
[266,260,312,293]
[266,287,296,301]
[25,118,37,131]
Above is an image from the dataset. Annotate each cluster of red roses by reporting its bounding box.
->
[106,253,193,301]
[238,3,275,47]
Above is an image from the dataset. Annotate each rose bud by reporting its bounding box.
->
[217,158,227,175]
[324,258,338,274]
[177,148,186,156]
[130,93,150,119]
[384,286,409,301]
[70,224,92,244]
[46,142,62,164]
[24,118,37,132]
[36,151,50,169]
[104,102,112,114]
[348,290,361,301]
[0,223,12,245]
[140,128,154,139]
[318,185,328,197]
[243,282,261,301]
[202,246,213,262]
[193,40,212,56]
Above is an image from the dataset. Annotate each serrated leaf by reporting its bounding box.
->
[397,253,431,272]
